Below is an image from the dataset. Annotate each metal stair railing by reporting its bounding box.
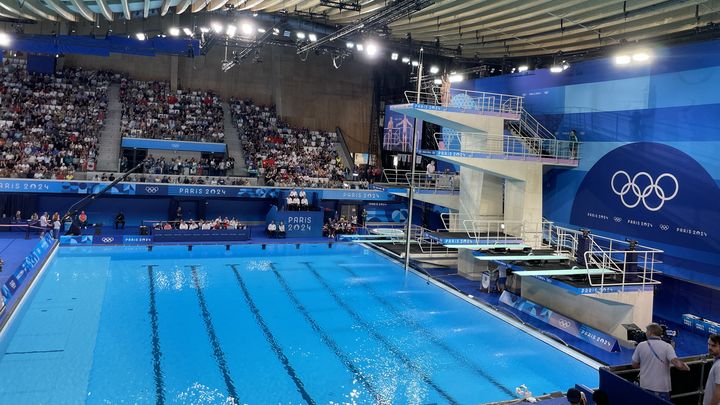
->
[433,131,577,161]
[462,219,526,246]
[404,89,523,116]
[516,109,556,140]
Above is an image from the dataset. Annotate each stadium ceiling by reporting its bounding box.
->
[2,0,719,58]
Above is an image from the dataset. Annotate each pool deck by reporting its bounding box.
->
[0,227,709,369]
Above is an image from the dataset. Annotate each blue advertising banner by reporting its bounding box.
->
[121,138,227,153]
[570,142,720,253]
[274,211,323,238]
[1,234,56,314]
[0,179,395,201]
[499,291,620,352]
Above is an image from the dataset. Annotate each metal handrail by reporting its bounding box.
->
[512,109,557,140]
[404,88,524,116]
[440,212,503,232]
[434,131,579,161]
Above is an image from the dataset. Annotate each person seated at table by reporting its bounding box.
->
[178,220,189,230]
[300,196,309,211]
[267,220,277,238]
[289,188,298,199]
[201,221,212,230]
[291,195,301,210]
[14,210,22,222]
[299,188,307,200]
[277,221,286,238]
[286,195,296,211]
[162,222,173,230]
[115,212,125,229]
[188,220,199,230]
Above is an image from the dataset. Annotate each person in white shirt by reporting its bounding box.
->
[300,196,309,210]
[704,334,720,405]
[632,323,690,400]
[291,196,301,210]
[299,188,307,199]
[267,221,277,238]
[277,221,286,238]
[289,188,298,198]
[178,221,189,230]
[287,195,295,211]
[52,219,61,239]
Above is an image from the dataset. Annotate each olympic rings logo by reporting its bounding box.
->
[659,224,670,231]
[558,319,572,329]
[145,186,159,194]
[611,171,679,212]
[101,237,115,243]
[613,217,622,223]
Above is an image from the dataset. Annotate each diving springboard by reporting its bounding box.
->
[474,254,570,261]
[444,244,530,250]
[513,268,616,277]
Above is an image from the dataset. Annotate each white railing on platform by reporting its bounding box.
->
[404,89,524,116]
[509,109,557,140]
[440,212,503,233]
[381,169,460,192]
[553,225,663,292]
[434,131,579,161]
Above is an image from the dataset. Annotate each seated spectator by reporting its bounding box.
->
[178,220,188,230]
[286,195,296,211]
[300,196,309,211]
[115,211,125,229]
[277,221,286,238]
[291,195,300,210]
[267,220,277,238]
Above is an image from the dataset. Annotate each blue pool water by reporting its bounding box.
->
[0,243,598,404]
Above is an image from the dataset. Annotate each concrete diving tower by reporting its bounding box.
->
[388,88,580,279]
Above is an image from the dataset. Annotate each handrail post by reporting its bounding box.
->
[404,49,423,273]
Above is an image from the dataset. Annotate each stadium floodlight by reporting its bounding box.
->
[550,65,563,73]
[346,42,354,48]
[258,28,266,33]
[615,55,631,65]
[518,65,529,72]
[308,33,317,42]
[448,73,464,83]
[272,28,280,35]
[169,27,180,36]
[433,78,442,85]
[241,23,253,35]
[135,33,146,41]
[200,27,210,33]
[365,43,378,56]
[0,33,10,47]
[226,25,237,38]
[429,65,439,74]
[211,22,223,33]
[182,28,193,36]
[356,43,364,51]
[391,52,398,60]
[401,56,410,63]
[296,32,306,39]
[632,52,650,62]
[411,60,418,66]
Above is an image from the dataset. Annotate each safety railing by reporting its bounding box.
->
[509,109,557,140]
[553,225,663,292]
[381,169,460,193]
[440,212,503,233]
[434,131,579,161]
[404,89,523,116]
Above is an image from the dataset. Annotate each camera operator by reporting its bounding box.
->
[632,323,690,400]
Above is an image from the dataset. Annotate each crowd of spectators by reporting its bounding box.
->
[153,218,247,230]
[230,98,349,188]
[120,79,224,143]
[124,155,235,176]
[91,172,249,186]
[0,61,109,179]
[323,217,356,238]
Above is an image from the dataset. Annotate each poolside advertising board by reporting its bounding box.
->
[1,234,56,317]
[499,291,620,352]
[274,211,324,238]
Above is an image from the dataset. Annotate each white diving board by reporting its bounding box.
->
[513,268,616,277]
[475,254,570,261]
[443,244,530,250]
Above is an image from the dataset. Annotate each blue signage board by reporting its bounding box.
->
[1,234,56,317]
[499,291,620,352]
[0,179,395,201]
[121,137,227,153]
[152,229,250,242]
[274,211,324,238]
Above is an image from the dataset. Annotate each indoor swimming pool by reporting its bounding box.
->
[0,243,598,404]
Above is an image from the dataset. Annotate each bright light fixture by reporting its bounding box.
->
[411,60,419,67]
[200,27,210,33]
[401,56,410,63]
[308,33,317,42]
[433,78,442,85]
[169,27,180,36]
[550,65,563,73]
[241,23,254,35]
[211,22,223,34]
[448,74,464,83]
[0,32,11,47]
[182,28,193,36]
[272,28,280,36]
[632,52,650,62]
[429,66,439,74]
[296,32,306,39]
[366,43,378,56]
[356,43,364,51]
[518,65,529,72]
[257,28,266,33]
[391,52,398,60]
[346,42,354,48]
[226,25,237,38]
[135,33,146,41]
[615,55,631,65]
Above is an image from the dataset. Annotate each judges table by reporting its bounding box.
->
[152,228,251,242]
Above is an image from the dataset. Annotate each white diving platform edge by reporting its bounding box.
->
[512,268,616,277]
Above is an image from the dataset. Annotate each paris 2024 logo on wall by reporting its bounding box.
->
[570,142,719,252]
